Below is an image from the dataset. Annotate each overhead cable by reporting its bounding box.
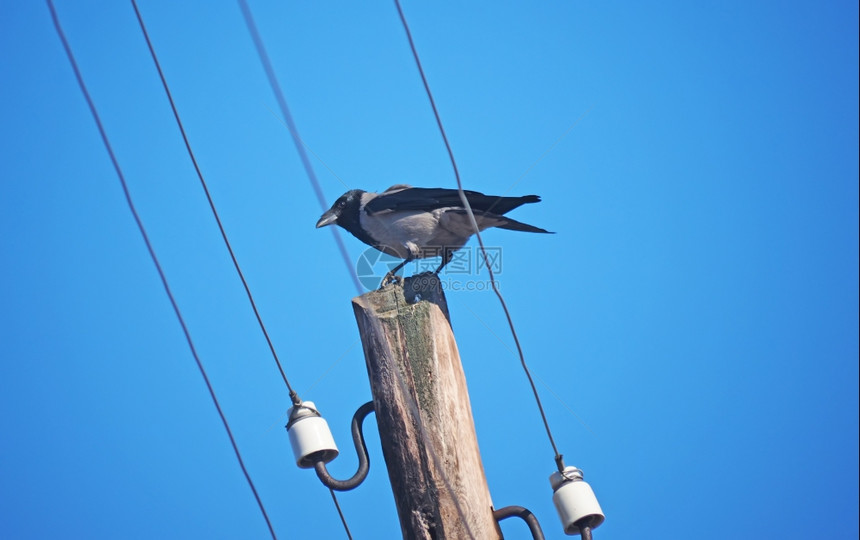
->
[392,0,566,471]
[130,0,300,405]
[238,0,363,295]
[46,2,277,537]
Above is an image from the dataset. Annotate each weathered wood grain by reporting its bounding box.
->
[352,273,500,540]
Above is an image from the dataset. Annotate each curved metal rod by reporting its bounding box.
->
[493,506,545,540]
[313,401,375,491]
[580,524,593,540]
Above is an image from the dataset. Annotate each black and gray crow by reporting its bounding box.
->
[316,184,552,285]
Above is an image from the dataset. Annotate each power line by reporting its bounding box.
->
[130,0,300,406]
[328,488,354,540]
[236,2,359,537]
[45,2,277,538]
[392,0,566,470]
[237,0,363,296]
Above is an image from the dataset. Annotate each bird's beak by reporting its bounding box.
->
[316,209,338,228]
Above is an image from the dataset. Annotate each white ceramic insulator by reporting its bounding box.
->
[286,401,339,469]
[549,467,605,535]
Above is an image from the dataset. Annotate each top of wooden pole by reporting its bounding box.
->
[358,272,451,322]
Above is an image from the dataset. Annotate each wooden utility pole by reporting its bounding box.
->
[352,273,501,539]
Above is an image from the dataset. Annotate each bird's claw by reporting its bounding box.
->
[378,273,403,289]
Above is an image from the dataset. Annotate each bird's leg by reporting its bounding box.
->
[379,259,410,289]
[434,247,454,275]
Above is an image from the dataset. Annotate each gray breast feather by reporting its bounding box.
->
[358,207,439,259]
[359,204,503,260]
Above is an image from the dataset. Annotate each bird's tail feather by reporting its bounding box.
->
[482,194,541,215]
[495,215,553,234]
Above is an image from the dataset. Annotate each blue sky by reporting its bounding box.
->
[1,1,858,539]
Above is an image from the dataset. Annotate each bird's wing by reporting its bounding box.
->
[380,184,413,194]
[365,187,529,215]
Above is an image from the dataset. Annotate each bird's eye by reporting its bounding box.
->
[338,200,346,207]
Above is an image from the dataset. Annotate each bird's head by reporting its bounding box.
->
[316,189,363,228]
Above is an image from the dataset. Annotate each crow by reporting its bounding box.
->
[316,184,552,286]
